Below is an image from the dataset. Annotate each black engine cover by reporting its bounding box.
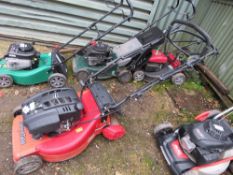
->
[84,42,111,66]
[4,43,40,69]
[5,43,39,59]
[179,119,233,165]
[22,88,83,139]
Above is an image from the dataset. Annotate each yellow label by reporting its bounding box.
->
[75,127,83,133]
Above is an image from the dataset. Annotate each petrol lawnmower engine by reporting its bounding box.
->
[179,119,233,165]
[22,88,84,139]
[4,43,40,70]
[84,42,111,66]
[145,50,181,72]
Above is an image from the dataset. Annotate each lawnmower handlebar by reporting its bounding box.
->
[174,0,180,9]
[109,50,217,111]
[167,19,216,56]
[214,106,233,120]
[171,0,196,20]
[125,0,134,18]
[185,0,196,19]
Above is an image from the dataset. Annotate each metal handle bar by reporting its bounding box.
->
[167,20,215,56]
[125,0,134,18]
[106,0,133,19]
[153,0,181,23]
[178,0,196,20]
[187,0,196,19]
[109,50,217,110]
[59,0,133,50]
[136,0,179,36]
[136,0,196,37]
[214,106,233,120]
[54,0,134,65]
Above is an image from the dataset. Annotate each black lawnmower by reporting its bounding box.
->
[72,0,196,84]
[154,106,233,175]
[85,19,218,88]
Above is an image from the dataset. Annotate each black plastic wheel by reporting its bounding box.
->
[75,69,90,82]
[117,70,132,83]
[154,123,173,136]
[48,73,67,88]
[0,74,13,88]
[133,70,145,82]
[14,155,43,175]
[13,105,22,118]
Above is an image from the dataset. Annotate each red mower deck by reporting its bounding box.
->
[12,89,125,163]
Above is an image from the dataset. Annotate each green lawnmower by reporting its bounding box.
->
[0,43,68,88]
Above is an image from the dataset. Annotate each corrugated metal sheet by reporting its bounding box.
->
[150,0,199,29]
[194,0,233,99]
[0,0,197,46]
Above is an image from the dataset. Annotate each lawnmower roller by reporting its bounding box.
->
[154,107,233,175]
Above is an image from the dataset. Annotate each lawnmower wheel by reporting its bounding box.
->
[14,155,43,175]
[117,70,132,83]
[171,73,186,85]
[75,69,90,82]
[0,74,13,88]
[13,105,22,118]
[133,70,145,82]
[154,122,173,136]
[229,162,233,173]
[48,73,67,88]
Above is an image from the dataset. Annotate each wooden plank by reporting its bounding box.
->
[196,64,229,95]
[200,71,233,108]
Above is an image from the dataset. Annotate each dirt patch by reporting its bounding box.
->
[166,86,220,115]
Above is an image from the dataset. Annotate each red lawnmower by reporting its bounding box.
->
[135,48,184,85]
[12,84,125,174]
[154,106,233,175]
[12,20,217,175]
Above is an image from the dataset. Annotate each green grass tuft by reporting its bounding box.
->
[181,81,204,92]
[143,154,155,170]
